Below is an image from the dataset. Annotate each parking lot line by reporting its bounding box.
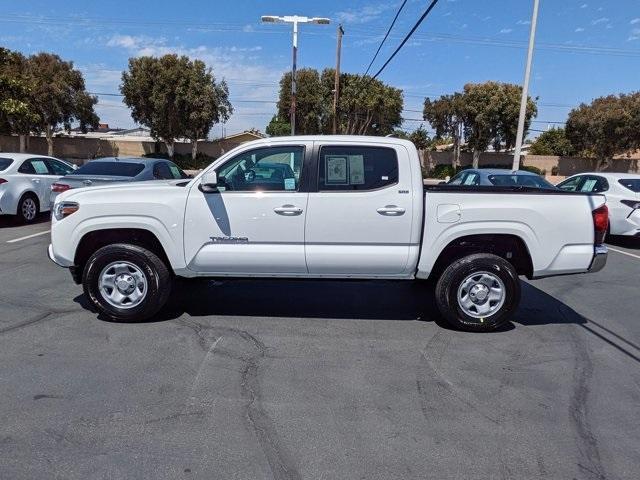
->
[6,230,50,244]
[608,246,640,260]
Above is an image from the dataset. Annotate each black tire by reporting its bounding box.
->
[17,193,39,224]
[435,253,520,332]
[82,243,172,322]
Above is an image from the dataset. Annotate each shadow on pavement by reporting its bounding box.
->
[0,213,49,228]
[74,278,640,361]
[607,235,640,250]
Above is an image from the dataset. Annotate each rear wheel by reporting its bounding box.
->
[82,243,172,322]
[435,253,520,332]
[17,193,39,223]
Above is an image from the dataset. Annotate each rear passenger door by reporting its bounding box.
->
[305,143,415,276]
[17,158,51,210]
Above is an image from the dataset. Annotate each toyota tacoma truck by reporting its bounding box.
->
[48,136,608,332]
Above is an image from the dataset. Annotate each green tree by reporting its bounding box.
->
[276,68,325,134]
[423,93,463,168]
[459,81,537,168]
[408,125,431,150]
[122,54,232,159]
[0,48,36,151]
[529,127,575,156]
[273,68,403,136]
[181,59,232,159]
[565,93,640,170]
[266,115,292,137]
[27,53,98,155]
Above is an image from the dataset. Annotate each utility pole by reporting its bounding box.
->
[512,0,540,171]
[333,24,344,135]
[261,15,330,136]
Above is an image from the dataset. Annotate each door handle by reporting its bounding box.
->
[377,205,405,216]
[274,205,303,216]
[32,179,41,183]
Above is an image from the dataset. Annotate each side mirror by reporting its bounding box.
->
[200,170,218,193]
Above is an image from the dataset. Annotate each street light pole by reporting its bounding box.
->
[291,19,298,136]
[512,0,540,171]
[261,15,330,136]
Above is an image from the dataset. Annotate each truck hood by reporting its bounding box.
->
[56,179,190,203]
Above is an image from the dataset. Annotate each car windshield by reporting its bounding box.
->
[0,158,14,171]
[488,174,555,189]
[619,179,640,192]
[71,161,145,177]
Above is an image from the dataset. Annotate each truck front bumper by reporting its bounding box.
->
[588,245,608,273]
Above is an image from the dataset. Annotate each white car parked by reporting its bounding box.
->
[557,172,640,237]
[0,153,76,223]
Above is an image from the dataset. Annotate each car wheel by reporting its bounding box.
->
[17,193,39,223]
[82,243,172,322]
[435,253,521,332]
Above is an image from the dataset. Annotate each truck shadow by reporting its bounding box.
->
[607,235,640,250]
[162,277,596,333]
[75,278,640,362]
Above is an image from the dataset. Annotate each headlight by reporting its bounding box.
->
[53,201,79,220]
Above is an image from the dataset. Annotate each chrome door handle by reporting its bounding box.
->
[377,205,405,216]
[274,205,303,216]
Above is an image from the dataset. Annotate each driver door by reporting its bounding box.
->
[183,143,311,274]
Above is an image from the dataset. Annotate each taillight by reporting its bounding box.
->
[592,204,608,244]
[621,200,640,210]
[51,183,70,193]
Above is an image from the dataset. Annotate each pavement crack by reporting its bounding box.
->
[0,311,54,335]
[567,321,607,480]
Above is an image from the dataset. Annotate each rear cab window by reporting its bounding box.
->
[71,162,145,177]
[318,146,398,191]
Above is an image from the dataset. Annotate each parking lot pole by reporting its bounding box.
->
[512,0,540,171]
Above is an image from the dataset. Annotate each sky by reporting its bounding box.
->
[1,0,639,139]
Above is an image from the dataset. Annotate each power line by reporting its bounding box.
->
[363,0,408,77]
[371,0,440,80]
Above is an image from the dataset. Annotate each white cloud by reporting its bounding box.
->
[499,28,513,34]
[629,28,640,41]
[336,3,392,24]
[591,17,609,25]
[575,27,585,32]
[517,20,531,25]
[580,3,588,8]
[631,18,640,25]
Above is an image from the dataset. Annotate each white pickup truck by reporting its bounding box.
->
[48,136,608,332]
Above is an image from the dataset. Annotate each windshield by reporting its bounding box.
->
[0,158,14,171]
[488,174,556,189]
[71,161,145,177]
[619,179,640,192]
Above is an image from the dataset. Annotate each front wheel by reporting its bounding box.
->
[82,243,172,322]
[435,253,521,332]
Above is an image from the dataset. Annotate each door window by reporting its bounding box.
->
[215,146,303,192]
[153,162,173,180]
[579,176,609,193]
[18,159,50,175]
[318,146,398,191]
[45,159,74,175]
[557,176,583,192]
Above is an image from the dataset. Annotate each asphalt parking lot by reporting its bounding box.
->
[0,215,639,480]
